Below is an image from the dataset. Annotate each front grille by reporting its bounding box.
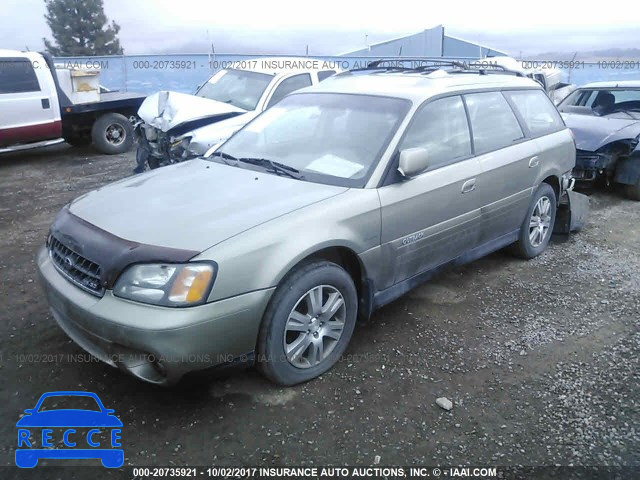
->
[48,236,104,296]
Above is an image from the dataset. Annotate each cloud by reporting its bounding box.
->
[2,0,639,57]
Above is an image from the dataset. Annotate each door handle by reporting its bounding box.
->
[461,178,476,194]
[41,98,50,109]
[528,156,539,168]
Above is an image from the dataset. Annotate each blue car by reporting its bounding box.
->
[15,391,123,468]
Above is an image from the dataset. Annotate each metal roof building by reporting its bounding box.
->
[341,25,507,58]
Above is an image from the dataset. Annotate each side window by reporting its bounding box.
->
[266,74,312,109]
[505,90,564,136]
[0,58,40,94]
[317,70,336,82]
[399,95,471,170]
[465,92,524,153]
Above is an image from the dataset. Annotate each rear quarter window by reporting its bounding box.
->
[0,58,40,94]
[505,90,564,136]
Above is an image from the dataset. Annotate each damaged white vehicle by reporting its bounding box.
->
[474,56,575,104]
[135,58,338,171]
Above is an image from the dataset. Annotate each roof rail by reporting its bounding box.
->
[457,61,526,77]
[366,58,468,69]
[346,58,526,77]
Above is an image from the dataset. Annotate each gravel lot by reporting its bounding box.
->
[0,144,638,477]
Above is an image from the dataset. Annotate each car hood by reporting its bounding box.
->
[189,111,260,155]
[16,411,122,428]
[562,112,640,151]
[138,90,246,133]
[69,159,348,252]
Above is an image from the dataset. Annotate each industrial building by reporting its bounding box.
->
[341,25,507,58]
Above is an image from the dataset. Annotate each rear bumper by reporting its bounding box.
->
[37,246,274,385]
[554,189,590,234]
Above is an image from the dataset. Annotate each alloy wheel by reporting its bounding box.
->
[529,196,552,247]
[283,285,346,368]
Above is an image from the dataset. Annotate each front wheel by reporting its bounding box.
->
[91,113,134,155]
[511,183,557,259]
[257,261,358,386]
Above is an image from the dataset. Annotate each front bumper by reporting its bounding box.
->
[37,247,274,385]
[135,123,196,168]
[573,150,614,182]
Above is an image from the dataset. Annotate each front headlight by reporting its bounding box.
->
[113,262,216,307]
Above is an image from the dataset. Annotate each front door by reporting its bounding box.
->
[0,57,60,146]
[378,95,482,288]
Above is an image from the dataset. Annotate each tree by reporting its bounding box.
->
[43,0,124,56]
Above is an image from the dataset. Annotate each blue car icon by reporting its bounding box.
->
[15,391,123,468]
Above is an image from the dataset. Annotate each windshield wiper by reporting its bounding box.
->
[211,152,303,179]
[236,157,304,180]
[211,150,238,165]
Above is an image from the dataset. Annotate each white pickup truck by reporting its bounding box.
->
[0,49,146,154]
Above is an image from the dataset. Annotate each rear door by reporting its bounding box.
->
[378,95,482,287]
[503,89,570,184]
[0,56,61,146]
[464,91,537,244]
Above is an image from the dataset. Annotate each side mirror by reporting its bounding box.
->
[24,409,34,415]
[398,148,430,177]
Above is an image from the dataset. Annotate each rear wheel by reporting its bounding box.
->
[511,183,557,259]
[257,261,357,386]
[91,113,134,154]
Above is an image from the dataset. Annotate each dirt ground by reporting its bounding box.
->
[0,144,638,477]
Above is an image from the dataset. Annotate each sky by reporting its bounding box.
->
[2,0,639,57]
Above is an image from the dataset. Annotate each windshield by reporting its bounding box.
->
[558,88,640,118]
[209,93,410,187]
[195,69,274,111]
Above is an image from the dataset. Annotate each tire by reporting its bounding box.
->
[624,182,640,201]
[511,183,557,259]
[133,145,150,173]
[91,113,134,154]
[257,261,358,386]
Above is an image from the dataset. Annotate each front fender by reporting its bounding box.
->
[195,189,382,302]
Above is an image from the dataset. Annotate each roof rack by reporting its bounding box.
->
[346,58,526,77]
[452,61,526,77]
[367,58,468,69]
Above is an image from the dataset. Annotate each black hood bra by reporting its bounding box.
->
[49,205,199,290]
